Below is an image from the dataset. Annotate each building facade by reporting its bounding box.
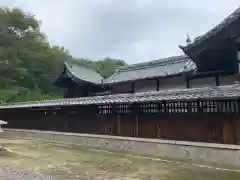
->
[0,7,240,145]
[55,55,236,97]
[56,6,240,98]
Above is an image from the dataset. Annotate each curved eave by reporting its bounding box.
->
[54,64,103,88]
[54,70,70,87]
[64,62,103,85]
[66,67,102,87]
[180,7,240,55]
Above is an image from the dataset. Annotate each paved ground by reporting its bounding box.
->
[0,138,239,180]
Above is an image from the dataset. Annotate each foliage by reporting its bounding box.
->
[79,58,126,78]
[0,7,127,103]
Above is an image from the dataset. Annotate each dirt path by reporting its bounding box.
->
[0,138,239,180]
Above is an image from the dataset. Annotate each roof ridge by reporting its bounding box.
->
[117,55,189,72]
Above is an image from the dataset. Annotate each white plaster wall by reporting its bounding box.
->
[111,82,132,94]
[114,76,187,94]
[158,76,186,90]
[134,79,157,93]
[219,75,235,85]
[190,77,216,88]
[111,75,234,94]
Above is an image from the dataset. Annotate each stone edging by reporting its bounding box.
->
[4,128,240,150]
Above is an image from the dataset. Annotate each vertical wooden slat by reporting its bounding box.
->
[132,103,139,137]
[135,115,139,137]
[163,101,167,113]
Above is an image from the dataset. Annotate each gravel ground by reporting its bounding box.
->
[0,165,52,180]
[0,138,240,180]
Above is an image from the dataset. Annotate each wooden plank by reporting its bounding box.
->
[222,119,236,143]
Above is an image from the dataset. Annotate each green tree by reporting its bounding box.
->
[79,58,126,78]
[0,7,66,102]
[0,7,127,103]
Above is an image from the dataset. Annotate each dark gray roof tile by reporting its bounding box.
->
[1,84,240,109]
[103,55,196,84]
[65,60,103,84]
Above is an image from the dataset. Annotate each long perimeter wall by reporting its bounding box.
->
[2,101,240,145]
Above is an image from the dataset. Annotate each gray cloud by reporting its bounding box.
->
[0,0,239,63]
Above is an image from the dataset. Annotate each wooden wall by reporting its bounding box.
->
[1,102,240,145]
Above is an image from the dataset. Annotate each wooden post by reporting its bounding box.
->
[216,76,220,86]
[131,82,135,93]
[133,103,139,137]
[113,104,121,136]
[117,113,121,136]
[156,123,161,138]
[186,77,190,88]
[156,79,160,91]
[135,115,139,137]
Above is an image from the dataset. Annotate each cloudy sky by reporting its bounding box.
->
[1,1,239,63]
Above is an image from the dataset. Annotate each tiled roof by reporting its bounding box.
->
[65,60,103,84]
[0,84,240,109]
[103,55,196,84]
[181,7,240,51]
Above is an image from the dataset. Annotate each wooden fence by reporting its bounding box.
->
[1,98,240,144]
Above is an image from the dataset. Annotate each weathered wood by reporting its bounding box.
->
[222,118,236,143]
[1,99,240,144]
[117,113,121,135]
[135,115,139,137]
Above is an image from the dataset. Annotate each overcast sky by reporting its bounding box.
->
[1,1,239,63]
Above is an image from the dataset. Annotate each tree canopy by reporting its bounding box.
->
[0,7,127,103]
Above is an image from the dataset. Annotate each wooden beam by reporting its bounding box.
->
[216,76,220,86]
[186,78,190,88]
[156,79,160,91]
[132,82,135,93]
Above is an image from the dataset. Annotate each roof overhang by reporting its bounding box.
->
[1,84,240,110]
[54,62,103,88]
[104,73,187,85]
[180,7,240,59]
